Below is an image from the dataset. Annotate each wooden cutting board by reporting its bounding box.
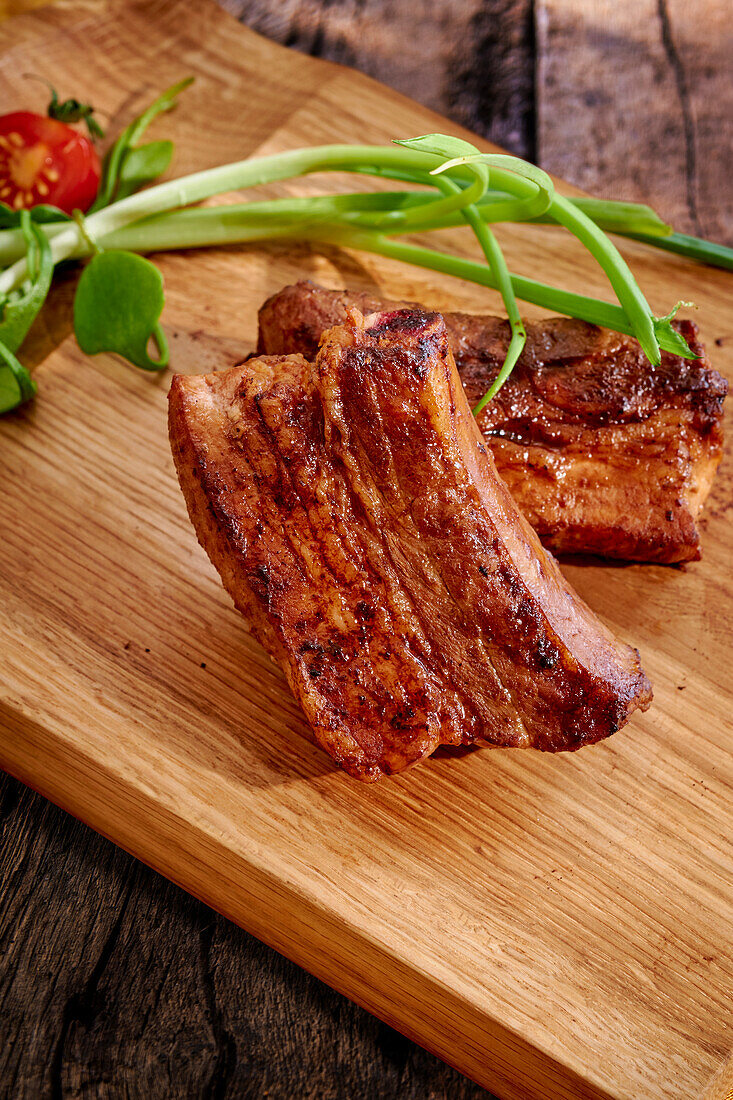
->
[1,2,732,1097]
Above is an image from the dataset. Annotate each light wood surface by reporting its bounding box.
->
[0,2,731,1098]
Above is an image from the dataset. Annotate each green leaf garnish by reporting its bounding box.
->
[430,151,555,219]
[89,77,194,212]
[0,339,36,414]
[626,231,733,270]
[353,136,489,234]
[0,103,717,418]
[394,138,554,226]
[653,301,698,359]
[73,251,169,371]
[0,211,53,352]
[113,141,174,202]
[562,198,672,238]
[0,202,71,228]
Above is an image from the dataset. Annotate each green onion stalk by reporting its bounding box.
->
[62,206,687,341]
[2,95,729,415]
[0,143,700,363]
[0,191,679,267]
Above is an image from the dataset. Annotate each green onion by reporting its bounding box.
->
[3,79,723,416]
[55,206,694,357]
[0,192,682,268]
[623,230,733,271]
[405,139,528,411]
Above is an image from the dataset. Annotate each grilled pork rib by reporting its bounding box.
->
[258,282,726,564]
[169,309,652,780]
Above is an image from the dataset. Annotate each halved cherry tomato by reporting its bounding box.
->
[0,111,100,215]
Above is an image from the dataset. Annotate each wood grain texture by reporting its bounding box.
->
[0,771,490,1100]
[219,0,537,157]
[226,0,733,244]
[0,2,732,1099]
[536,0,733,243]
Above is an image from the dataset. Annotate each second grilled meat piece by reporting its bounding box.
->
[258,282,726,564]
[170,308,652,780]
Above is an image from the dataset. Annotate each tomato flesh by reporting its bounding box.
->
[0,111,100,215]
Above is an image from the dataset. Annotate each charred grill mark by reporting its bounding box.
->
[537,636,559,670]
[252,562,270,594]
[365,308,436,338]
[389,704,417,731]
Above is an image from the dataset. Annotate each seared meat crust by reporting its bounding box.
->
[258,282,726,563]
[169,309,652,780]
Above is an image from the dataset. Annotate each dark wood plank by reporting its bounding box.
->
[536,0,733,243]
[0,771,493,1099]
[220,0,537,158]
[224,0,732,244]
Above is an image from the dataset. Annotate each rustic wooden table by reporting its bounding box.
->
[1,2,731,1098]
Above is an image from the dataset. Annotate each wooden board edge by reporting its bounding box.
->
[0,698,618,1100]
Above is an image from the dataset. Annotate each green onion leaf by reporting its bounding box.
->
[0,212,53,352]
[430,171,527,407]
[394,133,484,161]
[557,198,672,238]
[430,151,555,220]
[113,140,175,202]
[625,230,733,271]
[0,202,71,228]
[398,139,530,403]
[89,77,193,213]
[351,135,488,231]
[73,251,169,371]
[0,339,37,414]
